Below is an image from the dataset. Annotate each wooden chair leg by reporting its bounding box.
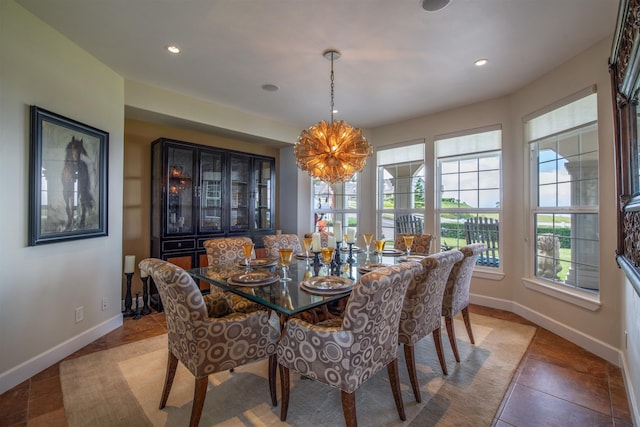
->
[159,351,179,409]
[462,306,475,344]
[445,316,461,363]
[387,359,406,421]
[279,364,290,421]
[432,327,448,375]
[340,390,358,427]
[268,355,277,406]
[189,376,208,427]
[403,344,421,403]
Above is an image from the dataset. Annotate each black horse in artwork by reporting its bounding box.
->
[61,137,94,230]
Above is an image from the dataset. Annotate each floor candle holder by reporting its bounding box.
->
[140,276,151,315]
[123,272,134,317]
[133,291,141,320]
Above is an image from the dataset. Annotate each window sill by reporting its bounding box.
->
[521,278,601,311]
[473,268,505,281]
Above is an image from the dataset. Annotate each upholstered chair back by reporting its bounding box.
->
[442,243,486,319]
[262,234,303,258]
[204,236,254,266]
[394,233,433,254]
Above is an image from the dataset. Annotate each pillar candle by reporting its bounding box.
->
[334,221,343,242]
[312,233,321,252]
[124,255,135,274]
[328,235,336,248]
[140,269,148,278]
[347,228,356,244]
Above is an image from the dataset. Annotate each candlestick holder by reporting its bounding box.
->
[123,272,134,317]
[133,291,141,320]
[312,251,321,276]
[347,243,355,264]
[333,241,342,275]
[140,276,151,315]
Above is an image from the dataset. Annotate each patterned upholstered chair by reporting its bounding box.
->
[203,237,261,313]
[398,249,464,402]
[138,258,279,427]
[394,233,433,254]
[262,234,303,258]
[442,243,487,362]
[277,262,422,427]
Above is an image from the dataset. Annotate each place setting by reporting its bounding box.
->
[300,275,354,295]
[227,270,280,287]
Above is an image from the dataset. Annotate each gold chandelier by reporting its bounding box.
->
[294,49,372,184]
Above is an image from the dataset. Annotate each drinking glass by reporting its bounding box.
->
[320,247,335,275]
[403,235,415,257]
[363,233,373,258]
[374,239,386,263]
[302,237,313,264]
[242,242,254,271]
[278,248,294,281]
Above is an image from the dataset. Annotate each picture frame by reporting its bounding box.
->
[29,106,108,245]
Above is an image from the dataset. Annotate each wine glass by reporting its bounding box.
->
[362,233,373,260]
[278,248,294,281]
[302,237,313,264]
[241,242,254,272]
[320,247,335,276]
[403,235,415,257]
[374,239,386,263]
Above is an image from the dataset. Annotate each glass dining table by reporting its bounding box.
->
[187,247,411,321]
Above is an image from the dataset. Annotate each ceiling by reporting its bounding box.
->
[16,0,619,132]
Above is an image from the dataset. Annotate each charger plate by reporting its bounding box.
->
[237,259,277,268]
[300,276,354,295]
[398,255,428,262]
[377,249,403,256]
[228,270,279,287]
[340,246,363,253]
[358,263,391,274]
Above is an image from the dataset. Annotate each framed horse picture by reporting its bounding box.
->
[29,106,108,245]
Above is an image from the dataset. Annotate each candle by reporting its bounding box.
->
[334,221,343,242]
[347,228,356,244]
[140,269,148,278]
[328,236,336,248]
[124,255,135,274]
[312,233,321,252]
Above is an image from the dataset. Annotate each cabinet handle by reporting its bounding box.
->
[178,242,182,248]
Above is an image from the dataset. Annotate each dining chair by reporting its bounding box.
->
[203,236,261,313]
[262,234,303,258]
[394,233,433,254]
[138,258,280,427]
[398,249,464,402]
[277,262,422,427]
[442,243,487,362]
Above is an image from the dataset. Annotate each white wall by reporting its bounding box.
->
[0,1,125,393]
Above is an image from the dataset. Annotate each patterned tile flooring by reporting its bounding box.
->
[0,305,633,426]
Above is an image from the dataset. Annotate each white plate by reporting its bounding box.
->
[300,276,354,295]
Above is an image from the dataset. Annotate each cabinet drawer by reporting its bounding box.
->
[162,239,196,252]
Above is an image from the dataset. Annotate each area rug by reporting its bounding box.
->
[60,314,535,426]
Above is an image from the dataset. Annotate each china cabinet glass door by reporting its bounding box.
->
[199,150,223,233]
[166,145,194,235]
[230,155,250,231]
[254,158,273,230]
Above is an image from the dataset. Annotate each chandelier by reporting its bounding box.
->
[294,49,372,184]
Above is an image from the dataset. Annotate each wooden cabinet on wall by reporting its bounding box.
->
[150,137,275,286]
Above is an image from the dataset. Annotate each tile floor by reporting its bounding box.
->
[0,305,633,427]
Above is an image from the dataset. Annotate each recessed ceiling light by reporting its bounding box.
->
[166,45,181,54]
[261,84,279,92]
[475,58,488,67]
[421,0,451,12]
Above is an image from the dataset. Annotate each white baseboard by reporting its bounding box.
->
[470,293,639,426]
[0,314,123,394]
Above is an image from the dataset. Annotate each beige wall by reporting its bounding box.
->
[121,118,280,295]
[1,0,125,391]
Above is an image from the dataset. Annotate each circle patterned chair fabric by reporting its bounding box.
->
[398,249,464,402]
[394,233,433,254]
[442,243,487,362]
[139,258,280,427]
[277,262,422,427]
[262,234,303,258]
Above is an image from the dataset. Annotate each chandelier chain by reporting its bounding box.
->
[330,53,335,124]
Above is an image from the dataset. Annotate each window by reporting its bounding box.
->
[311,175,359,237]
[525,90,599,293]
[376,142,425,247]
[436,127,502,267]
